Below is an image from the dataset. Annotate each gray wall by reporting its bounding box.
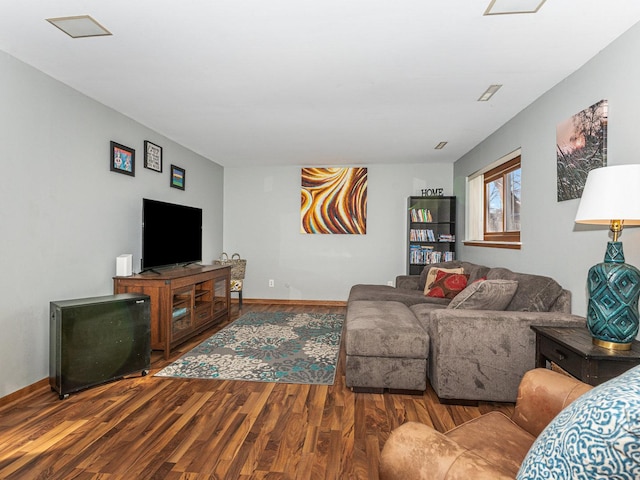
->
[0,51,224,398]
[455,21,640,318]
[5,18,640,399]
[223,164,453,301]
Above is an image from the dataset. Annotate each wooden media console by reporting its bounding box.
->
[114,264,230,359]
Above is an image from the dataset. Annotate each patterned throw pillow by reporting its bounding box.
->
[425,270,469,299]
[517,364,640,479]
[423,267,464,295]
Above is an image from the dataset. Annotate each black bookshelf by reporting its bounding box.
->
[407,196,456,275]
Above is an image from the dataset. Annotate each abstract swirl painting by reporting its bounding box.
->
[301,167,367,234]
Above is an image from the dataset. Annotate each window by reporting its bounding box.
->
[484,156,521,242]
[465,151,521,249]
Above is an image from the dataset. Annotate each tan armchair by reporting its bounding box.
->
[379,368,592,479]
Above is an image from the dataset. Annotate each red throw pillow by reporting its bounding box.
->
[426,270,470,299]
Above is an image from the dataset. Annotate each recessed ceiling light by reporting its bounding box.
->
[478,84,502,102]
[434,142,448,150]
[484,0,546,15]
[46,15,112,38]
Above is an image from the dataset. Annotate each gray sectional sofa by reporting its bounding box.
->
[345,261,586,402]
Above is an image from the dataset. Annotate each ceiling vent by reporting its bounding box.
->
[484,0,547,15]
[478,84,502,102]
[46,15,112,38]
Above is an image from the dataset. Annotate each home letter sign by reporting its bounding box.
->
[421,188,443,197]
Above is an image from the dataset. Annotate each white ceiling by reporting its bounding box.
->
[2,1,640,167]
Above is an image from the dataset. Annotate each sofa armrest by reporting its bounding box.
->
[512,368,592,437]
[380,422,513,480]
[395,275,421,290]
[426,310,586,402]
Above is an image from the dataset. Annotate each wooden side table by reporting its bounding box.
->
[531,326,640,386]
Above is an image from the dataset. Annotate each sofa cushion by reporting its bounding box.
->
[448,411,535,478]
[418,261,490,291]
[423,266,464,293]
[380,421,516,480]
[486,268,564,312]
[345,300,429,358]
[348,284,450,307]
[425,271,469,299]
[447,279,519,310]
[517,364,640,480]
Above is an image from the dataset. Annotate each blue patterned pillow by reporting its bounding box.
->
[518,364,640,479]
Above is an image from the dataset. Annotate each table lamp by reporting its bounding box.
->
[575,164,640,350]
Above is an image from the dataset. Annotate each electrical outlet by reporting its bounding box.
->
[268,279,275,287]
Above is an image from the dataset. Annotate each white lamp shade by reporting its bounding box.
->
[575,164,640,225]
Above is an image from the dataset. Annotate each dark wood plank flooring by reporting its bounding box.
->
[0,303,514,479]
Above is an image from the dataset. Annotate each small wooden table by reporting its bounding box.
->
[531,326,640,386]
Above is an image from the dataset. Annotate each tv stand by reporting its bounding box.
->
[114,265,230,359]
[139,267,162,275]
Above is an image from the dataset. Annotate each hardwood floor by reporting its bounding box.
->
[0,303,514,479]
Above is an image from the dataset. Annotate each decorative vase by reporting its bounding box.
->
[587,241,640,350]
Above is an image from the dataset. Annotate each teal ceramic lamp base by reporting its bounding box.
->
[586,241,640,350]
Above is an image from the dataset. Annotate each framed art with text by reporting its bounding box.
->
[144,141,163,172]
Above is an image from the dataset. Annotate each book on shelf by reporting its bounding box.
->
[438,234,455,242]
[410,229,436,242]
[409,208,433,223]
[409,244,432,265]
[409,246,455,265]
[172,307,188,319]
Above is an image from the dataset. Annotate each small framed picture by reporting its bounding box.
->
[110,141,135,176]
[170,164,185,190]
[144,141,163,172]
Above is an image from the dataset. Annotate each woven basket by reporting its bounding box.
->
[214,253,246,280]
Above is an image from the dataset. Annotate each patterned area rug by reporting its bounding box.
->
[155,311,344,385]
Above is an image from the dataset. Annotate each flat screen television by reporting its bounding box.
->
[142,198,203,271]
